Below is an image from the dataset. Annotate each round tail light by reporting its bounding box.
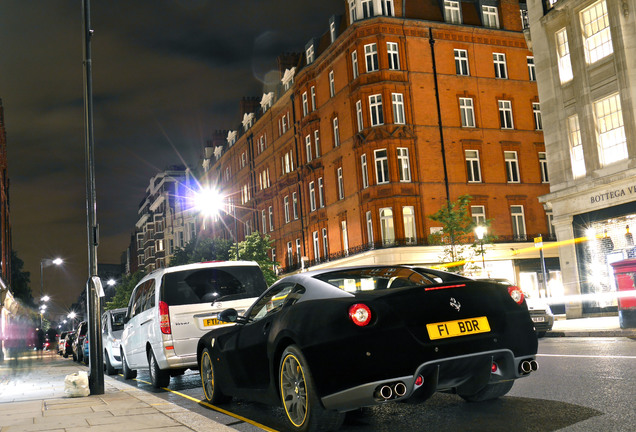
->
[507,286,525,305]
[349,303,372,326]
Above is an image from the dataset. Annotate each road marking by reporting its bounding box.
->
[538,353,636,359]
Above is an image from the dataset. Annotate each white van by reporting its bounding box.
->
[102,308,127,375]
[120,261,268,388]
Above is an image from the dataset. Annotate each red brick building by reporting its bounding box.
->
[0,100,11,285]
[202,0,559,289]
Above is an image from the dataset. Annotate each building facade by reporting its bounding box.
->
[528,0,636,317]
[202,0,559,297]
[0,99,11,361]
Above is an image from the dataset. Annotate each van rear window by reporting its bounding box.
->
[110,312,126,331]
[160,265,268,306]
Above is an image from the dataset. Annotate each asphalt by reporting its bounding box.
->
[0,316,634,432]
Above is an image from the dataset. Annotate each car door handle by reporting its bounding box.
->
[263,321,271,335]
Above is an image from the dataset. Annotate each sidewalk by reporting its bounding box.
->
[547,315,636,338]
[0,350,233,432]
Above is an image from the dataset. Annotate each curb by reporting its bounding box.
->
[545,330,636,338]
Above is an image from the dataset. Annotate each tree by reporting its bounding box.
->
[169,236,233,267]
[428,195,494,274]
[104,271,145,310]
[229,231,277,285]
[10,250,34,306]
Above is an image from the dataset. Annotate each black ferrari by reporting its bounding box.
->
[197,265,539,432]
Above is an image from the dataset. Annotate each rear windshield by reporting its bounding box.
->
[161,265,268,306]
[313,267,454,292]
[110,311,126,331]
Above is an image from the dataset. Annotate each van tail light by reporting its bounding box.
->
[507,286,525,305]
[159,301,172,334]
[349,303,372,326]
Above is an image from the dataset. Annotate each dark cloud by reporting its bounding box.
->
[0,0,342,314]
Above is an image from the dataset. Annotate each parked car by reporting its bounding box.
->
[57,331,69,355]
[121,261,269,388]
[62,331,75,358]
[102,308,127,375]
[525,295,555,337]
[72,321,88,363]
[197,265,539,432]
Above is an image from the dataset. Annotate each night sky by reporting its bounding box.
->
[0,0,342,316]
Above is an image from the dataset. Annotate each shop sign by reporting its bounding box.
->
[590,186,636,204]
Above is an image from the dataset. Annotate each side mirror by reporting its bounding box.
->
[218,308,239,323]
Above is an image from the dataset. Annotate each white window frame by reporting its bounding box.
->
[482,5,499,28]
[314,130,321,158]
[366,211,374,244]
[287,241,293,267]
[403,206,417,244]
[337,167,345,200]
[361,154,369,189]
[387,42,400,70]
[471,205,486,225]
[284,196,290,223]
[527,56,536,81]
[318,177,325,208]
[333,117,341,146]
[341,221,349,253]
[306,45,314,64]
[533,103,543,130]
[356,101,364,132]
[594,93,628,166]
[397,147,411,182]
[511,205,527,240]
[322,227,329,257]
[392,93,405,124]
[375,149,389,184]
[349,0,357,23]
[309,182,316,212]
[493,53,508,79]
[505,151,520,183]
[380,207,395,244]
[305,135,312,163]
[465,149,482,183]
[567,115,586,178]
[444,0,462,24]
[459,97,475,127]
[369,94,384,126]
[539,152,549,183]
[381,0,395,16]
[580,0,613,64]
[329,70,335,97]
[498,100,514,129]
[302,92,308,117]
[311,86,316,111]
[361,0,374,18]
[292,192,299,219]
[268,206,274,232]
[313,231,320,261]
[454,49,469,76]
[556,28,573,83]
[365,43,379,72]
[352,50,359,79]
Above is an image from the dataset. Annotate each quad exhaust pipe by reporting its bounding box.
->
[374,381,407,401]
[519,360,539,374]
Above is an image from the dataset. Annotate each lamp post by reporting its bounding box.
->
[475,226,487,276]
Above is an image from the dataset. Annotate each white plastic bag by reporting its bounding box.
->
[64,371,90,397]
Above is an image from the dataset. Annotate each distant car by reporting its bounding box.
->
[102,308,127,375]
[525,295,555,337]
[57,331,69,355]
[121,261,269,388]
[197,265,539,432]
[72,321,88,363]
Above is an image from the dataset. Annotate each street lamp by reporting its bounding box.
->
[475,226,487,276]
[193,186,239,259]
[67,311,77,330]
[40,258,63,298]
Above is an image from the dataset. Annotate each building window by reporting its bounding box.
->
[581,0,613,64]
[313,231,320,261]
[527,56,536,81]
[375,149,389,184]
[333,117,340,146]
[387,42,400,70]
[382,0,395,16]
[352,50,359,79]
[366,211,374,244]
[322,227,329,257]
[361,154,369,189]
[311,86,316,111]
[471,205,486,225]
[482,6,499,28]
[284,196,290,223]
[594,93,628,166]
[444,0,462,24]
[318,177,325,208]
[380,208,395,244]
[356,100,364,132]
[365,43,379,72]
[533,103,543,130]
[302,92,308,117]
[567,114,586,178]
[309,182,316,211]
[556,28,573,83]
[337,167,345,200]
[306,45,314,64]
[292,192,299,219]
[498,100,514,129]
[493,53,507,79]
[403,206,416,244]
[329,70,335,97]
[296,238,302,264]
[287,241,293,267]
[546,211,555,238]
[261,210,267,233]
[539,152,549,183]
[341,221,349,253]
[459,97,475,127]
[505,151,520,183]
[362,0,374,18]
[511,205,527,240]
[397,147,411,182]
[314,130,321,158]
[392,93,405,124]
[369,94,384,126]
[465,150,482,183]
[268,206,274,232]
[305,135,312,163]
[454,49,469,76]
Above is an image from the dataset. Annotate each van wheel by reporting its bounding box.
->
[148,350,170,388]
[121,349,137,380]
[104,351,116,375]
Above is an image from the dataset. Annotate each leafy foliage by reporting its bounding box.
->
[228,231,278,285]
[104,271,145,310]
[10,250,34,306]
[169,237,233,266]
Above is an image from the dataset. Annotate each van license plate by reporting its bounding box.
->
[203,318,220,327]
[426,316,491,340]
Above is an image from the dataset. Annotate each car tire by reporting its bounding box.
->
[121,349,137,380]
[536,331,546,338]
[458,380,514,402]
[148,350,170,389]
[279,345,344,432]
[200,348,231,404]
[104,351,117,375]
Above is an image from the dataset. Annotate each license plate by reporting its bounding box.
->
[203,318,220,327]
[426,316,491,340]
[531,316,545,323]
